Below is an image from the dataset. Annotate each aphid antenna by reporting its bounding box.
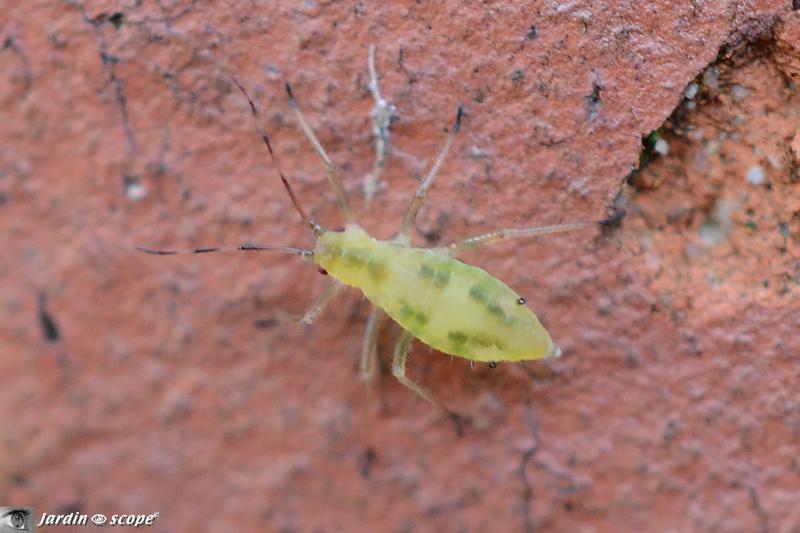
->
[231,76,326,237]
[136,243,313,257]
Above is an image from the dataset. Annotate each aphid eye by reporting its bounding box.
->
[516,297,526,305]
[488,361,497,368]
[318,267,328,276]
[333,226,345,232]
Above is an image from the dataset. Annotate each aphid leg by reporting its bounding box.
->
[446,221,598,255]
[284,83,356,225]
[254,278,341,327]
[360,305,386,381]
[392,331,464,434]
[363,45,396,202]
[298,280,344,325]
[398,105,463,243]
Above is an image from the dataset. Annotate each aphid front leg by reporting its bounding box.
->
[299,280,344,325]
[446,221,597,255]
[397,106,463,244]
[360,305,386,381]
[392,331,463,433]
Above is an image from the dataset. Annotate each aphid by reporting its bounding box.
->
[139,59,597,419]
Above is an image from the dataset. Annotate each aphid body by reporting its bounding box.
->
[140,50,596,415]
[315,226,558,362]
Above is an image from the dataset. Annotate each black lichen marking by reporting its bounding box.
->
[600,208,626,228]
[525,26,538,40]
[468,284,489,303]
[585,81,603,121]
[359,447,377,479]
[109,12,124,29]
[38,292,59,342]
[254,318,278,329]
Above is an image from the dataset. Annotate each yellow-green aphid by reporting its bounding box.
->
[140,52,596,415]
[315,226,557,362]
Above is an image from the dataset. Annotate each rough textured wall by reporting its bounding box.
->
[1,1,799,531]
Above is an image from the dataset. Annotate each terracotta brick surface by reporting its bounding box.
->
[1,1,798,531]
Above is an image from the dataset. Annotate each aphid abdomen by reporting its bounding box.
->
[315,226,557,362]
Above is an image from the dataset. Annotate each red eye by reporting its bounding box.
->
[318,268,328,276]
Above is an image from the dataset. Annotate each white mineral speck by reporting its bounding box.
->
[685,83,699,100]
[746,165,765,186]
[731,84,748,101]
[699,198,735,246]
[702,66,720,89]
[654,138,669,155]
[125,182,147,201]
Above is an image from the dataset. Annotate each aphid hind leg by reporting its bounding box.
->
[360,305,386,381]
[446,221,598,255]
[285,83,355,225]
[392,331,464,434]
[398,105,463,243]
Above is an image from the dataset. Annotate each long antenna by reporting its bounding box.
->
[231,77,325,236]
[136,244,313,256]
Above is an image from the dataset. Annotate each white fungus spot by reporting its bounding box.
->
[702,66,720,89]
[699,198,735,246]
[766,152,783,170]
[746,165,765,186]
[555,0,580,14]
[685,83,699,100]
[731,84,749,102]
[123,177,147,201]
[654,138,670,156]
